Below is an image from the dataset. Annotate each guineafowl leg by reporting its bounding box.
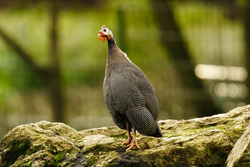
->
[123,121,132,145]
[126,127,141,151]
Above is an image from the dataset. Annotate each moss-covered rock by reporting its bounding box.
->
[226,123,250,167]
[0,105,250,166]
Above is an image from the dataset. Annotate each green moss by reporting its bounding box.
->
[165,132,182,138]
[164,123,245,141]
[2,141,48,167]
[3,140,31,167]
[54,152,66,162]
[45,151,66,167]
[41,145,46,150]
[112,133,127,140]
[24,160,33,166]
[22,144,46,155]
[29,145,40,154]
[232,128,244,138]
[87,156,96,166]
[209,124,245,142]
[164,126,212,138]
[28,160,33,166]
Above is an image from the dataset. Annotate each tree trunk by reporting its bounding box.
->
[243,2,250,105]
[48,1,64,122]
[150,0,220,117]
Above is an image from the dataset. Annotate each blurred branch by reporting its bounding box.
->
[0,2,65,123]
[150,0,220,116]
[0,0,103,9]
[0,27,48,77]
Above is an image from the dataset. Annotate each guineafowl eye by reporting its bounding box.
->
[103,28,107,32]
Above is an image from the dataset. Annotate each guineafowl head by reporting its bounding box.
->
[98,25,114,41]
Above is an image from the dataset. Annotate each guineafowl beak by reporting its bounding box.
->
[98,31,106,41]
[98,30,111,41]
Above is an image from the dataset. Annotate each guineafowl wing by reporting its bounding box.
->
[130,65,159,121]
[111,65,159,136]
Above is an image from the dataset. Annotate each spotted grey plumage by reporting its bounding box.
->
[98,25,162,151]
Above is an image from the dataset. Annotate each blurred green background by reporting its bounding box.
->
[0,0,249,140]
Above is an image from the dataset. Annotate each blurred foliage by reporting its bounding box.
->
[174,2,244,66]
[0,0,248,140]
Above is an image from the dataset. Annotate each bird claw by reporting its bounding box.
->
[126,139,141,151]
[122,124,141,151]
[123,138,132,145]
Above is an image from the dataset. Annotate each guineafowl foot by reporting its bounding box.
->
[126,138,140,151]
[123,137,132,145]
[126,128,140,151]
[123,121,132,145]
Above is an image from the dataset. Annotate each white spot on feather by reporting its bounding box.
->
[123,52,131,62]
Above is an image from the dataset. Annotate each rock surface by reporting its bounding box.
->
[226,123,250,167]
[0,105,250,167]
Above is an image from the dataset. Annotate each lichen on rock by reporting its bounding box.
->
[0,105,250,167]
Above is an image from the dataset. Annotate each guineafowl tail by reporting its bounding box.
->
[126,107,163,137]
[152,123,162,137]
